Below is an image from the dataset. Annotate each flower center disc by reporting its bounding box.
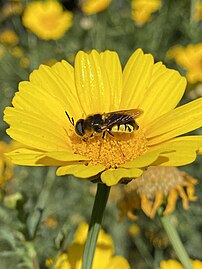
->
[71,129,148,168]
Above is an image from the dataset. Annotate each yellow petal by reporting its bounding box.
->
[67,243,83,269]
[55,253,71,269]
[56,164,105,178]
[6,148,45,166]
[73,222,88,243]
[163,189,178,215]
[100,51,122,111]
[159,260,184,269]
[101,167,143,186]
[140,193,152,217]
[73,222,114,248]
[44,151,88,162]
[176,185,189,210]
[122,147,170,168]
[191,260,202,268]
[6,148,87,166]
[10,81,68,123]
[150,136,202,166]
[150,191,164,219]
[74,50,120,115]
[145,97,202,144]
[51,61,83,119]
[81,0,112,15]
[108,256,131,269]
[4,106,71,152]
[29,62,82,119]
[93,232,114,269]
[138,64,186,125]
[121,49,186,125]
[121,48,154,109]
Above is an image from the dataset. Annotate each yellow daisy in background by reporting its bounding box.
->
[117,166,197,219]
[0,141,15,187]
[131,0,161,26]
[80,0,112,15]
[167,43,202,84]
[193,1,202,21]
[22,0,73,40]
[53,222,130,269]
[191,260,202,269]
[158,259,202,269]
[9,46,24,59]
[0,30,19,46]
[4,49,202,186]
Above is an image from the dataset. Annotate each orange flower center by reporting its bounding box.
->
[71,128,148,169]
[39,15,60,30]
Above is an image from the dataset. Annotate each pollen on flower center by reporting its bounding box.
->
[71,129,148,168]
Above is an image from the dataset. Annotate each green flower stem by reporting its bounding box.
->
[158,210,193,269]
[132,235,154,268]
[82,183,111,269]
[27,167,56,239]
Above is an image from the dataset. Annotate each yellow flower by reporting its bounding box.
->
[20,57,30,69]
[158,259,202,269]
[193,1,202,21]
[167,43,202,84]
[192,260,202,269]
[43,215,58,228]
[54,222,130,269]
[0,141,14,187]
[128,224,140,236]
[131,0,161,25]
[158,259,184,269]
[22,0,73,40]
[44,58,58,67]
[145,228,169,249]
[80,0,112,15]
[117,166,197,219]
[0,30,19,46]
[4,49,202,186]
[9,46,24,58]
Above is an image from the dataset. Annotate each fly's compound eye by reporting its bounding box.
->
[75,119,85,136]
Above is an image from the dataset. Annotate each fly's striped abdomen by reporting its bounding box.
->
[110,123,135,133]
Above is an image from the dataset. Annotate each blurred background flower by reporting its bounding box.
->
[0,141,15,187]
[22,0,73,40]
[117,167,198,219]
[167,43,202,84]
[49,222,130,269]
[131,0,161,26]
[0,30,19,47]
[80,0,112,15]
[158,259,202,269]
[193,0,202,21]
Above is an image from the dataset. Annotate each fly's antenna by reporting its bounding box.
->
[65,111,74,126]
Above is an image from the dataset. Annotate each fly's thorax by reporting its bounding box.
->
[83,114,104,133]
